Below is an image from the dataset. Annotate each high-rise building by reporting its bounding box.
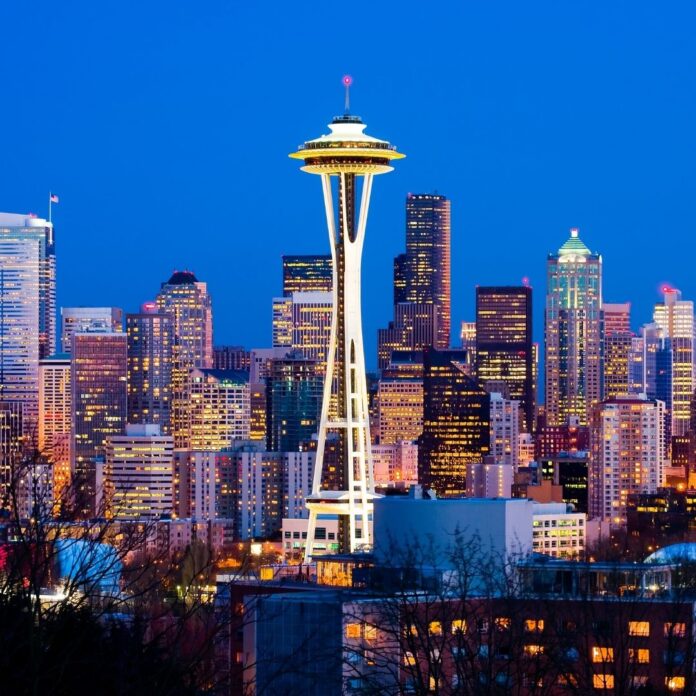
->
[38,354,71,507]
[395,193,451,348]
[271,297,293,348]
[213,345,251,371]
[0,401,25,513]
[475,286,534,432]
[71,332,128,517]
[488,392,520,469]
[61,307,123,354]
[186,368,250,450]
[282,255,332,295]
[602,302,633,400]
[290,291,333,373]
[371,440,418,487]
[156,271,213,447]
[126,304,173,432]
[460,321,476,363]
[289,103,404,559]
[376,375,423,445]
[0,213,56,426]
[377,303,437,370]
[653,286,695,437]
[418,348,490,496]
[589,395,666,525]
[545,228,602,426]
[266,350,322,452]
[104,424,174,520]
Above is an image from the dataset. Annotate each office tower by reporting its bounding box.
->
[418,348,490,497]
[0,213,56,426]
[271,297,293,348]
[247,348,291,447]
[488,392,520,468]
[475,286,534,432]
[229,443,314,539]
[466,457,514,498]
[628,335,645,395]
[289,291,333,373]
[39,354,71,507]
[395,193,451,348]
[376,374,423,445]
[602,302,633,399]
[61,307,123,354]
[0,402,25,513]
[377,303,437,370]
[266,350,322,452]
[104,424,174,520]
[156,270,213,447]
[545,228,602,426]
[71,332,128,517]
[126,304,173,432]
[282,255,332,295]
[460,321,476,362]
[371,440,418,487]
[213,345,251,371]
[653,286,695,437]
[289,100,404,559]
[186,368,250,450]
[173,450,234,521]
[589,395,666,525]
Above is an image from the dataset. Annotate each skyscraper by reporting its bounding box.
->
[38,353,71,507]
[395,194,451,348]
[156,271,213,447]
[377,303,437,370]
[186,368,250,450]
[213,345,251,371]
[488,392,520,469]
[475,286,534,432]
[602,302,633,399]
[282,255,332,295]
[71,332,128,517]
[545,228,602,426]
[104,424,174,520]
[0,213,56,425]
[126,304,173,432]
[266,350,322,452]
[653,286,695,437]
[418,348,490,497]
[61,307,123,354]
[289,291,333,374]
[589,395,666,525]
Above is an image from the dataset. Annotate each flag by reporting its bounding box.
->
[50,193,59,203]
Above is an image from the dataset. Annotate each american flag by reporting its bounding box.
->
[50,193,59,203]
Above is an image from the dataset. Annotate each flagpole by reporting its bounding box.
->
[48,192,52,223]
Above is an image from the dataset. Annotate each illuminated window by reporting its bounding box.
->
[524,644,544,656]
[592,646,614,662]
[666,676,685,691]
[494,617,511,630]
[593,674,614,689]
[428,621,442,636]
[664,622,687,638]
[628,621,650,637]
[364,624,377,642]
[451,619,466,634]
[403,651,416,666]
[525,619,544,633]
[345,623,361,639]
[629,648,650,664]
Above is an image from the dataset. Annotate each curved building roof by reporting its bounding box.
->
[166,270,198,285]
[644,542,696,564]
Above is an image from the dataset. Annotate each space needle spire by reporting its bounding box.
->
[290,78,405,561]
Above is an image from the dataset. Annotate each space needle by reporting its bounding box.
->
[290,77,404,561]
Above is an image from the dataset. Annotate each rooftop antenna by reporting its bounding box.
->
[342,74,353,114]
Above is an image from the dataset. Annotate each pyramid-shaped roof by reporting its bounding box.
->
[558,228,591,257]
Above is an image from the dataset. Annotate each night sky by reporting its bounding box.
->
[2,1,696,371]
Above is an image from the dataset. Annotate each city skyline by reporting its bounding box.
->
[2,3,696,372]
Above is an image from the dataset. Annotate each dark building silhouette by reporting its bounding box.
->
[418,348,489,496]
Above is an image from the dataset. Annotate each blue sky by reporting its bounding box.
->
[1,1,695,369]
